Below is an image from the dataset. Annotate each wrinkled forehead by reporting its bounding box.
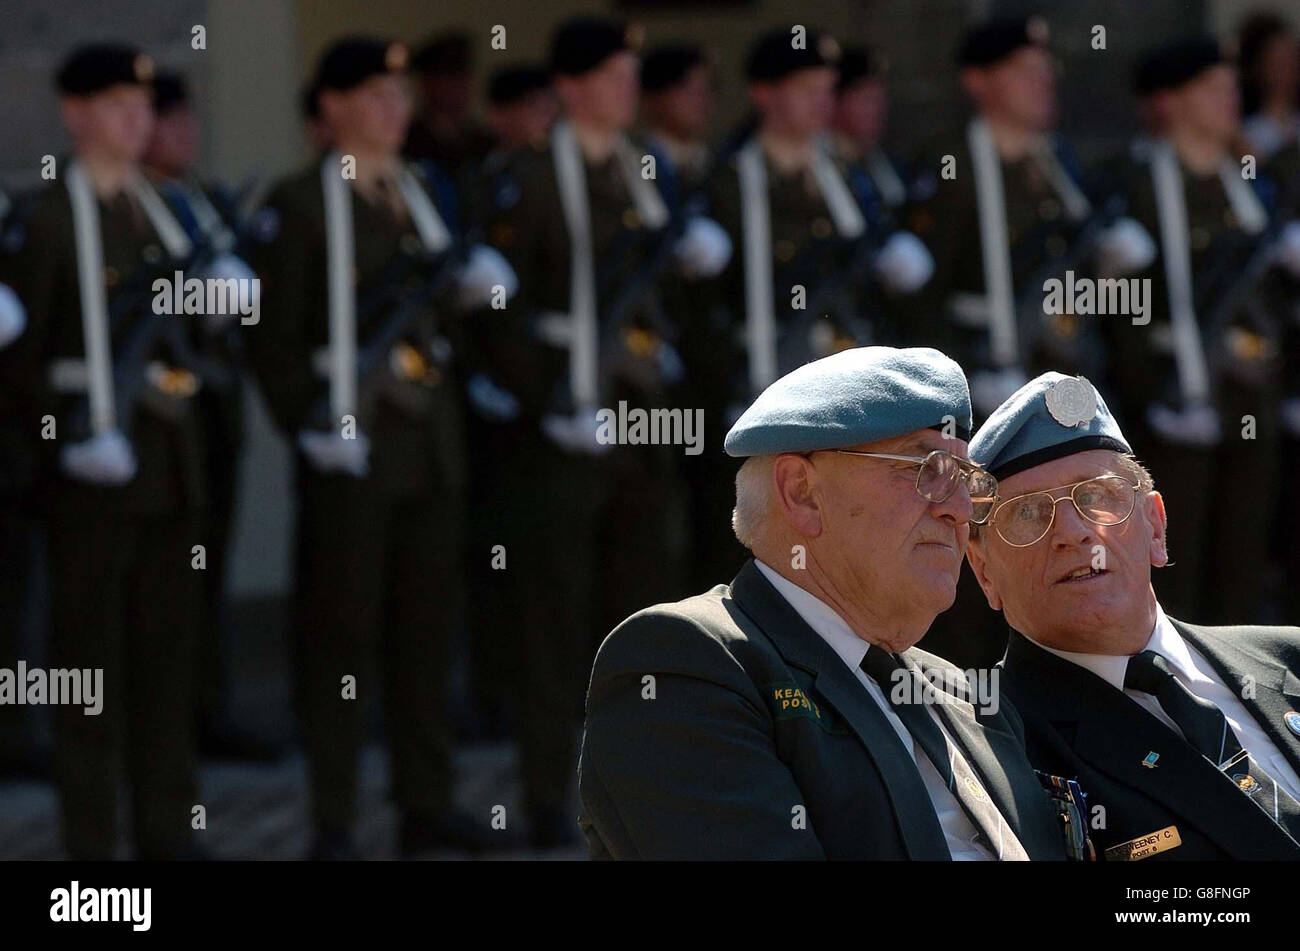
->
[849,426,970,459]
[996,448,1123,496]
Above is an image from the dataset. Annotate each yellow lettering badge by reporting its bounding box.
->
[1104,825,1182,862]
[766,681,838,732]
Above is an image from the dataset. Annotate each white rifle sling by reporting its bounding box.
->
[397,165,453,253]
[1032,140,1092,223]
[737,138,778,394]
[615,137,670,231]
[551,120,599,411]
[967,118,1020,368]
[64,165,193,433]
[866,147,906,209]
[1217,161,1268,236]
[66,163,115,435]
[321,153,358,423]
[1150,141,1211,405]
[812,138,866,239]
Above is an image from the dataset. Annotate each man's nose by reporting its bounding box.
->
[930,479,973,525]
[1049,495,1096,549]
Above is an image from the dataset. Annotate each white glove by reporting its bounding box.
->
[1280,397,1300,438]
[1146,402,1222,448]
[1272,220,1300,279]
[541,409,614,456]
[1096,216,1157,277]
[59,430,137,486]
[457,244,518,310]
[0,282,26,349]
[297,429,371,477]
[874,230,934,294]
[467,373,520,422]
[674,216,733,280]
[970,367,1029,419]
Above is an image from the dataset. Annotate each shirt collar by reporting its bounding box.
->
[753,559,872,673]
[1026,602,1188,692]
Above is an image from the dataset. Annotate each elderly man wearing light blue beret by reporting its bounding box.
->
[966,372,1300,860]
[577,346,1069,860]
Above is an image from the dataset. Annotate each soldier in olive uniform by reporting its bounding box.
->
[909,17,1127,669]
[699,28,904,596]
[1105,39,1292,625]
[141,71,280,762]
[477,17,718,847]
[908,16,1116,420]
[248,38,509,859]
[0,45,206,859]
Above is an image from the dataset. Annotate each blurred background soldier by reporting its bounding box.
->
[0,185,38,781]
[831,44,935,346]
[640,43,715,200]
[404,30,495,197]
[1,45,207,859]
[248,37,510,859]
[141,71,280,763]
[463,61,555,742]
[1239,12,1300,164]
[910,16,1147,667]
[1108,38,1295,625]
[477,15,724,847]
[910,16,1129,422]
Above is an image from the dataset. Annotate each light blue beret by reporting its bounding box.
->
[723,346,972,457]
[968,372,1131,480]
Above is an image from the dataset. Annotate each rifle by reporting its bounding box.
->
[1013,193,1124,375]
[304,244,462,431]
[1197,219,1285,385]
[65,230,229,442]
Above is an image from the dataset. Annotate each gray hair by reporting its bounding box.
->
[732,455,775,551]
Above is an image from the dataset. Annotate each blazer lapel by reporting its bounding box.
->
[1174,619,1300,777]
[1007,632,1289,859]
[727,561,952,859]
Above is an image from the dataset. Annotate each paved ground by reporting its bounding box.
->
[0,741,586,861]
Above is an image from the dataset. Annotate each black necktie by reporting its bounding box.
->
[860,647,1027,860]
[1125,649,1300,838]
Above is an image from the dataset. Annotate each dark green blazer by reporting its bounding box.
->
[578,559,1066,860]
[1001,619,1300,860]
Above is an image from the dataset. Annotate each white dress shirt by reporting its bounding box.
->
[1029,602,1300,801]
[755,561,997,860]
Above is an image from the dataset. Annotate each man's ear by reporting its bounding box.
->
[772,453,823,539]
[964,537,1004,611]
[1145,490,1169,568]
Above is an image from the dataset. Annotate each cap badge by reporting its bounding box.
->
[133,54,154,83]
[1044,375,1097,428]
[385,42,409,72]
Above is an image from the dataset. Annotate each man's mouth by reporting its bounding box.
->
[1055,565,1110,584]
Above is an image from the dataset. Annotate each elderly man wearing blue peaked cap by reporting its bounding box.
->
[966,372,1300,860]
[578,346,1070,860]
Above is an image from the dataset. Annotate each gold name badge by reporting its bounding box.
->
[1104,825,1182,862]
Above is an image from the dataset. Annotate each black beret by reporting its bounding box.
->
[550,17,641,77]
[152,71,189,115]
[836,45,884,92]
[487,65,550,106]
[315,37,409,92]
[56,44,153,96]
[746,27,841,82]
[1133,37,1228,95]
[957,15,1050,68]
[411,31,472,75]
[641,43,704,93]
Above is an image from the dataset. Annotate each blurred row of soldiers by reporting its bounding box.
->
[1,10,1299,859]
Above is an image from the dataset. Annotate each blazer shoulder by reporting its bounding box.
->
[591,586,757,685]
[1178,620,1300,666]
